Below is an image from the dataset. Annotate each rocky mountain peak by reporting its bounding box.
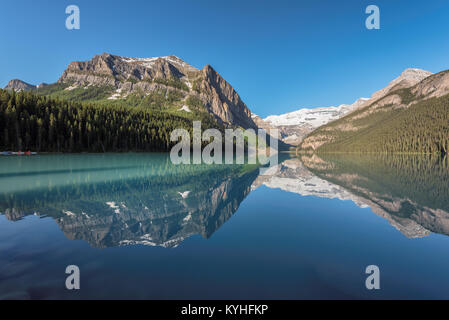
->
[400,68,433,81]
[368,68,433,103]
[4,79,48,92]
[5,79,37,91]
[4,53,256,129]
[197,64,256,129]
[387,68,433,88]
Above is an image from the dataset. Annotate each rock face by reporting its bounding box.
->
[253,98,369,145]
[59,54,194,87]
[57,53,257,129]
[5,79,37,91]
[357,68,433,109]
[412,69,449,99]
[198,65,256,129]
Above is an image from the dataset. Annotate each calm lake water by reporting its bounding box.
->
[1,153,449,299]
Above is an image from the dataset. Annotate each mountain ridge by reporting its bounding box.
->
[256,68,435,147]
[251,97,370,145]
[300,67,449,153]
[5,53,257,130]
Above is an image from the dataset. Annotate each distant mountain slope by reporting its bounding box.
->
[300,68,449,154]
[252,98,369,145]
[5,53,257,129]
[5,79,48,91]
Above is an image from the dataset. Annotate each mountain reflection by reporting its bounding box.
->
[1,153,449,247]
[298,154,449,238]
[0,154,259,248]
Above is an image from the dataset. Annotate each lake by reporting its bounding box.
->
[1,153,449,299]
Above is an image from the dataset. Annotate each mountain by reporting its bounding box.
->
[300,68,449,153]
[4,79,48,91]
[5,53,256,129]
[252,98,369,145]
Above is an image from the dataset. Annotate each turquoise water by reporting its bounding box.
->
[1,153,449,299]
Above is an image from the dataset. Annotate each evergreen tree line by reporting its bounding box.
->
[314,93,449,154]
[0,89,218,152]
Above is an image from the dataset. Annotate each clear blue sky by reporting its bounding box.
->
[1,0,449,117]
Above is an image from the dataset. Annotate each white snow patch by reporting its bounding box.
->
[178,191,191,199]
[106,201,121,214]
[108,88,122,100]
[178,105,192,113]
[120,56,198,71]
[65,85,78,91]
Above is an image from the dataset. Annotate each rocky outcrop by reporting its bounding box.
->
[198,65,256,129]
[58,53,188,87]
[363,68,433,107]
[4,79,42,91]
[412,69,449,99]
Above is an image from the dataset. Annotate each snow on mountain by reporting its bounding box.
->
[300,68,435,151]
[256,68,432,147]
[255,98,369,145]
[264,98,369,127]
[120,55,199,72]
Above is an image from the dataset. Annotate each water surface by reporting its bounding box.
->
[1,153,449,299]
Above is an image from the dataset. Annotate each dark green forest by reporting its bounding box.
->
[0,89,219,152]
[303,90,449,155]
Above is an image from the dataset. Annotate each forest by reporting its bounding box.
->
[0,89,220,152]
[309,91,449,155]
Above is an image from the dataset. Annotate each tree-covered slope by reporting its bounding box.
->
[300,69,449,154]
[0,89,219,152]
